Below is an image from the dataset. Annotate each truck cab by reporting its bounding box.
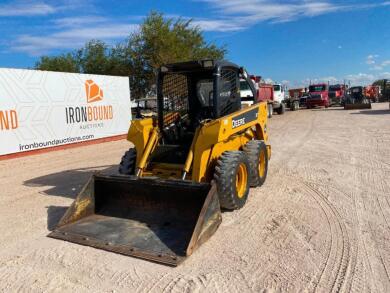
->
[328,84,346,105]
[306,83,330,108]
[240,78,256,107]
[271,83,286,115]
[364,85,380,103]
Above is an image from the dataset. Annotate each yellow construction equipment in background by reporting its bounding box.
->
[49,60,271,265]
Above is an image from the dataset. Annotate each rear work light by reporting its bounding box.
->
[202,60,214,68]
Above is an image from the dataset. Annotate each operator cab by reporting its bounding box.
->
[157,60,255,144]
[153,59,256,164]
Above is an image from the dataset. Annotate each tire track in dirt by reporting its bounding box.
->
[289,173,364,293]
[270,110,317,173]
[376,196,390,233]
[353,125,390,291]
[299,182,352,293]
[352,199,375,293]
[363,194,390,283]
[346,141,377,292]
[323,185,359,293]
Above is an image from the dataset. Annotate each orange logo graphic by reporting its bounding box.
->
[85,80,103,103]
[0,109,18,131]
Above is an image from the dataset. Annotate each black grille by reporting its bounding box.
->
[161,74,189,127]
[220,69,237,116]
[309,94,322,100]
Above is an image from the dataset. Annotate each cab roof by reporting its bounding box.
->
[159,59,240,73]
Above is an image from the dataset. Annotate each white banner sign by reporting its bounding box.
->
[0,68,131,156]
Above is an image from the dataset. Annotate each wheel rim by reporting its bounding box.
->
[258,149,266,178]
[236,163,248,198]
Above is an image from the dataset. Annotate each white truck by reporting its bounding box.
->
[240,78,286,117]
[271,83,286,115]
[240,78,256,107]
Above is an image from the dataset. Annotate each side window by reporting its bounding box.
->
[220,68,239,116]
[161,73,189,127]
[197,79,213,107]
[220,69,238,100]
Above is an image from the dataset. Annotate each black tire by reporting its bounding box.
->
[268,104,273,118]
[214,151,250,210]
[294,100,299,110]
[243,140,269,187]
[119,148,137,175]
[276,103,285,115]
[290,101,296,111]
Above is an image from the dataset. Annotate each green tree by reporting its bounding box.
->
[126,11,226,97]
[35,53,79,73]
[372,79,384,87]
[34,11,226,98]
[373,79,390,100]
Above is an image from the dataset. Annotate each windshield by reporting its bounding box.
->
[329,85,341,91]
[309,85,326,92]
[240,80,250,91]
[197,79,213,107]
[273,85,281,91]
[351,87,362,93]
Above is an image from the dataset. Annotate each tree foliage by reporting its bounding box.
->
[34,11,226,98]
[35,53,79,73]
[373,79,389,88]
[372,79,390,100]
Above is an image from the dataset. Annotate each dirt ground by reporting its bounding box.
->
[1,103,390,292]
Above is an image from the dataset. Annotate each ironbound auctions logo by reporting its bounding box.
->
[0,109,18,131]
[65,80,113,124]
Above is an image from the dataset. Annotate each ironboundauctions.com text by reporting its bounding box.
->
[19,134,94,151]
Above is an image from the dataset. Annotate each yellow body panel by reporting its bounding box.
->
[127,118,155,166]
[127,102,270,183]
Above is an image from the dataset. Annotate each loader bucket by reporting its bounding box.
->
[48,175,221,266]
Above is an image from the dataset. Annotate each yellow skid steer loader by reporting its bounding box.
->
[49,60,271,266]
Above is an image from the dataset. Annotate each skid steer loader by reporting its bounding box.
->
[49,60,271,266]
[344,86,372,110]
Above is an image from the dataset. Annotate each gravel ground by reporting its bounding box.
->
[1,103,390,292]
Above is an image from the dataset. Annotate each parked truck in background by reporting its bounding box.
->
[240,78,255,106]
[240,76,286,117]
[328,84,346,106]
[258,83,274,117]
[286,88,308,111]
[306,83,330,108]
[272,83,286,115]
[364,85,380,103]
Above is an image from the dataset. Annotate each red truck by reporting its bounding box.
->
[364,85,380,102]
[306,83,330,108]
[328,84,347,105]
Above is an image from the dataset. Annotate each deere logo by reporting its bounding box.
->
[85,80,103,103]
